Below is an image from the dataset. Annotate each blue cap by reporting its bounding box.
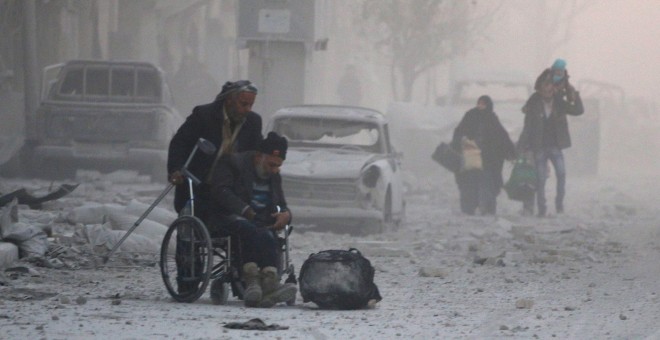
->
[552,58,567,70]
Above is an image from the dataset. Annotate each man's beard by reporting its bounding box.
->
[227,108,243,123]
[255,157,270,179]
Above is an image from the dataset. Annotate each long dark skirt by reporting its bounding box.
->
[455,169,499,215]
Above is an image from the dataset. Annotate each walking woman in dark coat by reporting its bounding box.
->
[451,95,515,215]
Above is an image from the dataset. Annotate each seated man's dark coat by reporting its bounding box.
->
[208,151,291,228]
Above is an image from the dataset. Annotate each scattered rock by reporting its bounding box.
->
[59,296,70,304]
[418,267,448,278]
[515,299,534,309]
[75,296,87,305]
[619,314,627,320]
[474,256,505,267]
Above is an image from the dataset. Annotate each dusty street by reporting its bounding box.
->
[1,169,659,339]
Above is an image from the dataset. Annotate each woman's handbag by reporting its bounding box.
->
[431,142,462,173]
[504,157,537,201]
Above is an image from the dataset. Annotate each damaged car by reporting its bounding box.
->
[267,105,405,234]
[24,59,182,180]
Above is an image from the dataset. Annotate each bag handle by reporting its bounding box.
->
[306,248,363,259]
[348,248,362,255]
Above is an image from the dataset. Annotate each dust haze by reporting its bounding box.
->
[2,1,660,338]
[1,0,658,181]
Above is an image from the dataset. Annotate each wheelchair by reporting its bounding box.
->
[158,138,296,304]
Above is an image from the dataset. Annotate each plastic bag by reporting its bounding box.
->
[504,158,537,201]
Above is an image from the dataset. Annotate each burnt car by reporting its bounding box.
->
[25,59,182,180]
[266,105,406,234]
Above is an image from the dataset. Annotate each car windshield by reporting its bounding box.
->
[55,65,160,103]
[272,116,382,152]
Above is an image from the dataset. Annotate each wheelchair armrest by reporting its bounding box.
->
[284,224,293,236]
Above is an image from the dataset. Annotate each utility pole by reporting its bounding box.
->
[22,0,39,138]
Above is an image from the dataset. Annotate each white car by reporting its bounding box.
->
[267,105,406,234]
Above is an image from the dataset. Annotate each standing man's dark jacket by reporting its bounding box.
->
[518,92,584,152]
[167,100,262,213]
[208,151,291,227]
[451,108,515,189]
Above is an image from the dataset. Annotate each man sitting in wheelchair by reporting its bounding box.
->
[208,132,296,308]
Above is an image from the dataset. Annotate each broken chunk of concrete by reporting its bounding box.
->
[418,267,449,278]
[0,199,49,258]
[124,199,177,226]
[77,223,160,255]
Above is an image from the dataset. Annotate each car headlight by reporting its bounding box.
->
[361,165,380,188]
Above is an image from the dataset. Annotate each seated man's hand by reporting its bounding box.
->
[168,170,184,185]
[270,210,291,231]
[243,207,256,221]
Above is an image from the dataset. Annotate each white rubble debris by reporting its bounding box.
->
[0,170,659,339]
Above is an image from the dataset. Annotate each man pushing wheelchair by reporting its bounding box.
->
[206,132,296,308]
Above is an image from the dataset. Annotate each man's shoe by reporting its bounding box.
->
[258,283,297,308]
[258,266,297,308]
[242,262,262,307]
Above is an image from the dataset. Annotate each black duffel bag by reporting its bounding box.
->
[431,142,462,173]
[298,248,382,310]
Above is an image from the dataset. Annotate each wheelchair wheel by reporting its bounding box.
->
[210,278,229,305]
[160,216,213,303]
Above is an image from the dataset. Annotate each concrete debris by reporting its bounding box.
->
[418,267,449,278]
[515,299,534,309]
[0,199,49,259]
[124,199,177,227]
[106,211,169,241]
[75,222,160,256]
[65,203,124,225]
